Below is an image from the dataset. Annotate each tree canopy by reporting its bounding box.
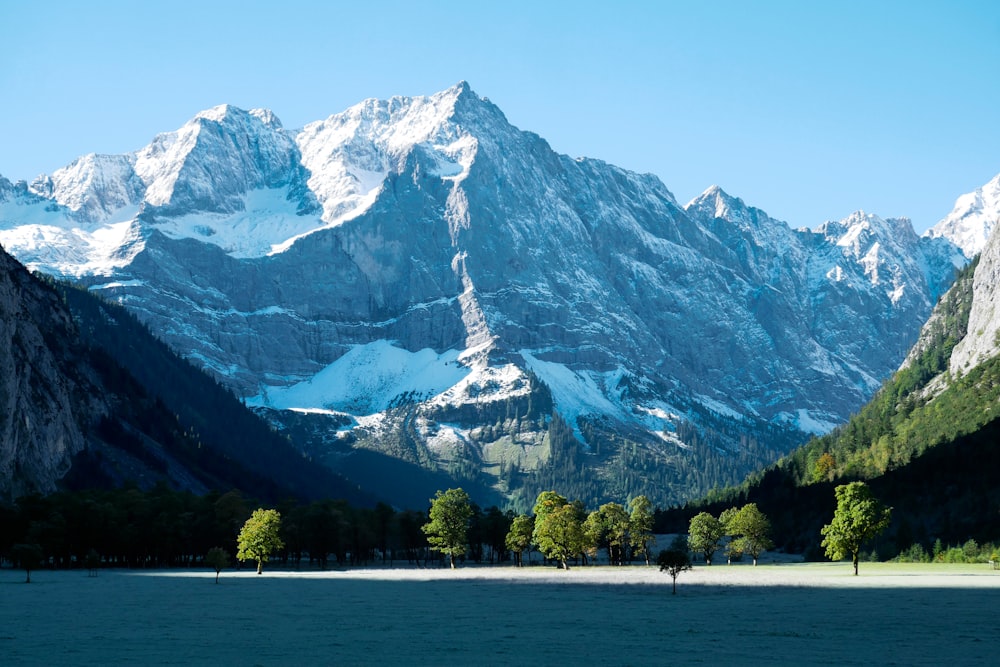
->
[725,503,773,566]
[422,488,473,568]
[584,502,630,565]
[236,508,284,574]
[532,492,585,569]
[821,482,892,575]
[688,511,725,565]
[505,515,534,567]
[629,495,656,565]
[657,536,692,595]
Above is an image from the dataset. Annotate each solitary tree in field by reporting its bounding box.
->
[629,495,656,565]
[688,511,725,565]
[237,508,285,575]
[206,547,231,583]
[725,503,773,566]
[657,536,692,595]
[422,488,473,568]
[821,481,892,576]
[11,543,43,583]
[505,514,534,567]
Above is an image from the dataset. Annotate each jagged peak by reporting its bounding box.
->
[685,184,788,235]
[193,103,237,123]
[249,108,283,128]
[190,103,284,130]
[816,210,920,257]
[687,184,744,211]
[927,172,1000,257]
[684,185,746,211]
[306,81,500,143]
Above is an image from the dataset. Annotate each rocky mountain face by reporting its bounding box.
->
[0,246,94,498]
[0,83,981,507]
[948,217,1000,375]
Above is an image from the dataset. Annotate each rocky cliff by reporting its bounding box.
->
[0,247,95,498]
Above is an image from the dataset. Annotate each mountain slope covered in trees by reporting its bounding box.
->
[661,248,1000,556]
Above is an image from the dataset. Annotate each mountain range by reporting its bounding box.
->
[0,82,995,507]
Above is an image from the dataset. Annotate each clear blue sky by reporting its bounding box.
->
[1,0,997,232]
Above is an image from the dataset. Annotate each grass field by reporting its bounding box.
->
[3,562,998,665]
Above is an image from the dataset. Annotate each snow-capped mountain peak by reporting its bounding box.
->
[0,82,980,506]
[134,102,305,216]
[295,82,484,226]
[686,184,777,229]
[927,172,1000,258]
[38,153,142,222]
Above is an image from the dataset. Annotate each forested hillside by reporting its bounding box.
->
[781,257,981,484]
[659,257,1000,556]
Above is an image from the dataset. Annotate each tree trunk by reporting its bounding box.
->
[449,554,455,569]
[672,576,677,595]
[257,560,263,575]
[853,553,859,576]
[561,558,570,570]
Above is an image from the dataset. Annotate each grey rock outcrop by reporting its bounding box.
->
[0,248,97,498]
[950,221,1000,374]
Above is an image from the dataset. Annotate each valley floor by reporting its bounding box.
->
[2,562,998,665]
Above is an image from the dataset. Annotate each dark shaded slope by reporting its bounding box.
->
[658,417,1000,556]
[55,281,375,505]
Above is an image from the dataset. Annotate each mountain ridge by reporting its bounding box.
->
[0,83,989,506]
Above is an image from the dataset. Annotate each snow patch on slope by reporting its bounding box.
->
[153,187,320,258]
[249,340,470,415]
[0,199,142,276]
[521,350,629,432]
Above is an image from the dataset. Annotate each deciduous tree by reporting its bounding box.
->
[11,543,43,583]
[505,514,534,567]
[236,508,284,575]
[820,481,892,575]
[688,511,725,565]
[584,502,630,565]
[531,492,585,570]
[422,488,473,568]
[628,495,656,565]
[657,536,692,595]
[725,503,773,566]
[205,546,230,583]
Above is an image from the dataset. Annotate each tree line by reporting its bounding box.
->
[417,489,660,570]
[0,485,430,572]
[9,476,995,584]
